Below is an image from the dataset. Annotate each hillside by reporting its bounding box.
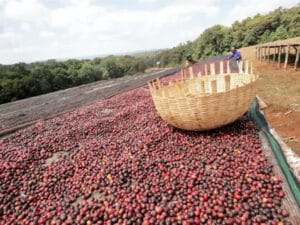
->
[240,37,300,156]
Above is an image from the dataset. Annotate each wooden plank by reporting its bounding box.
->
[156,78,161,89]
[220,61,224,75]
[204,64,208,75]
[210,63,216,75]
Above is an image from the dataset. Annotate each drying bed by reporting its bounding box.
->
[0,82,298,224]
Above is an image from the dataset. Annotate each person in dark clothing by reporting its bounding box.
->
[185,54,197,67]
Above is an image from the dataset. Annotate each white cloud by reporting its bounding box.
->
[138,0,159,3]
[3,0,48,22]
[0,0,298,64]
[0,31,22,49]
[40,31,55,38]
[20,22,32,32]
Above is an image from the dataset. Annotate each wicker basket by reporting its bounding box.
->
[148,60,258,131]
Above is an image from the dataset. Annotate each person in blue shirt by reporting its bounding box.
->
[228,47,242,62]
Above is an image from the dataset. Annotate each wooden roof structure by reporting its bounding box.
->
[256,43,300,70]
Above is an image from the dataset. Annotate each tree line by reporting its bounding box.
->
[0,56,152,104]
[155,5,300,66]
[1,5,299,104]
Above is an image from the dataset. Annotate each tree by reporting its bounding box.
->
[31,65,53,94]
[100,57,124,79]
[194,25,229,60]
[281,6,300,37]
[270,26,289,41]
[78,62,103,84]
[52,67,72,90]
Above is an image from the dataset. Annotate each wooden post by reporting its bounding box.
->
[156,78,161,89]
[284,45,290,70]
[272,46,276,65]
[256,47,258,59]
[238,61,243,74]
[264,47,267,60]
[204,64,208,75]
[210,63,216,76]
[220,61,224,75]
[259,46,262,61]
[267,46,270,63]
[295,45,300,71]
[278,46,282,68]
[227,60,231,74]
[255,47,257,59]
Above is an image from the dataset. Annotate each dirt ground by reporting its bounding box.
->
[241,37,300,156]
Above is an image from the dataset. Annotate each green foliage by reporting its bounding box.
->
[281,6,300,36]
[194,25,230,60]
[78,62,103,84]
[0,53,157,104]
[100,56,124,79]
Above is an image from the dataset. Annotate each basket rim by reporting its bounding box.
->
[149,73,258,98]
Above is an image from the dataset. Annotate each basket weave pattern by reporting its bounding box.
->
[148,60,258,131]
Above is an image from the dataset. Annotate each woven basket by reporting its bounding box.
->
[148,60,258,131]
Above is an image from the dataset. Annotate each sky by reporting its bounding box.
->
[0,0,299,65]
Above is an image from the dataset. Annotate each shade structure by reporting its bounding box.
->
[148,60,258,131]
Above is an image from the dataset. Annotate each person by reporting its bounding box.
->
[185,54,197,67]
[227,47,242,62]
